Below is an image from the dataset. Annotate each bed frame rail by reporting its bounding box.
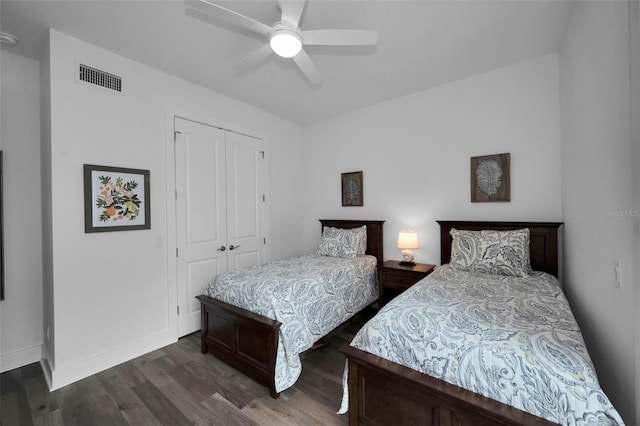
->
[343,346,555,426]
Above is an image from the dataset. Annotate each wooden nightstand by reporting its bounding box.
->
[380,260,436,307]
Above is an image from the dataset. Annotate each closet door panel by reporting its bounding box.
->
[225,131,264,272]
[175,117,228,337]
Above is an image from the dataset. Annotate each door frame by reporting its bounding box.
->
[164,107,269,339]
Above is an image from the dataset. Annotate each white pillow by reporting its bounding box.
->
[450,228,532,277]
[317,225,367,259]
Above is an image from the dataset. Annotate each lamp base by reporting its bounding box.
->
[400,249,415,265]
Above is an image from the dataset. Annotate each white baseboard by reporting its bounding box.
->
[40,345,53,389]
[47,330,175,391]
[0,343,42,373]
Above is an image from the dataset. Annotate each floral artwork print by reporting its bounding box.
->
[84,164,150,233]
[96,175,141,222]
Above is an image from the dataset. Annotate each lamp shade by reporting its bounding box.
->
[397,230,419,249]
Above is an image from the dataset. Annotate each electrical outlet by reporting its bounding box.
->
[614,261,622,291]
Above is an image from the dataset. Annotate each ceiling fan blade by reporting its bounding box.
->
[278,0,306,28]
[185,0,272,36]
[233,44,273,74]
[292,50,322,85]
[302,30,378,46]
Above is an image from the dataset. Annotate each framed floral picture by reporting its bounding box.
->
[83,164,150,233]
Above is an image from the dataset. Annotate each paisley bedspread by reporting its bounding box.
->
[205,254,378,393]
[341,264,623,425]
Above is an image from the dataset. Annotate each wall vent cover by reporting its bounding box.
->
[78,64,123,93]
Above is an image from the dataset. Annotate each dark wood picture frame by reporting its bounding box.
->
[471,153,510,202]
[341,171,363,206]
[83,164,150,233]
[0,151,4,300]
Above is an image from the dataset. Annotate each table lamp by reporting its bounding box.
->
[397,230,419,266]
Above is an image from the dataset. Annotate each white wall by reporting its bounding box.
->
[301,54,562,263]
[0,50,44,372]
[42,29,303,389]
[559,1,637,423]
[40,38,55,374]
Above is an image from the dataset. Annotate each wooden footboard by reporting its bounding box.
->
[197,295,281,398]
[342,346,556,426]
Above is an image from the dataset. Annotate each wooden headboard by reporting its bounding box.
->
[437,220,563,277]
[319,219,385,265]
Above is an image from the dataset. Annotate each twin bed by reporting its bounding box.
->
[196,219,384,398]
[197,219,623,425]
[341,221,623,425]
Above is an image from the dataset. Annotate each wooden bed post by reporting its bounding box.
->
[200,306,208,355]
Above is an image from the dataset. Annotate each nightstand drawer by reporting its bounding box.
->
[379,261,436,308]
[384,272,419,288]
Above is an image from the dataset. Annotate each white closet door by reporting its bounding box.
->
[175,117,227,337]
[225,130,265,271]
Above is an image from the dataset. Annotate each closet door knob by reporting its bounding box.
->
[217,246,226,252]
[229,245,240,251]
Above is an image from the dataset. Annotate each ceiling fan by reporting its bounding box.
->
[185,0,378,85]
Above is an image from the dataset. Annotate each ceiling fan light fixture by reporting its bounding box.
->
[270,27,302,58]
[188,0,378,85]
[0,32,18,46]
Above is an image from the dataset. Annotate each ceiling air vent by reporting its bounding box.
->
[78,63,123,93]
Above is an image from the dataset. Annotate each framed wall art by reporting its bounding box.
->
[84,164,150,233]
[342,171,363,206]
[470,153,510,202]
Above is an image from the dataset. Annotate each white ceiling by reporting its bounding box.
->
[0,0,573,124]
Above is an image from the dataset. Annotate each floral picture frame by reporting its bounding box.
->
[84,164,150,233]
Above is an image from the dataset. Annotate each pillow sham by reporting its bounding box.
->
[449,228,532,277]
[317,225,367,259]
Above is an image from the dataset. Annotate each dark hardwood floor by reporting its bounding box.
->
[1,309,374,426]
